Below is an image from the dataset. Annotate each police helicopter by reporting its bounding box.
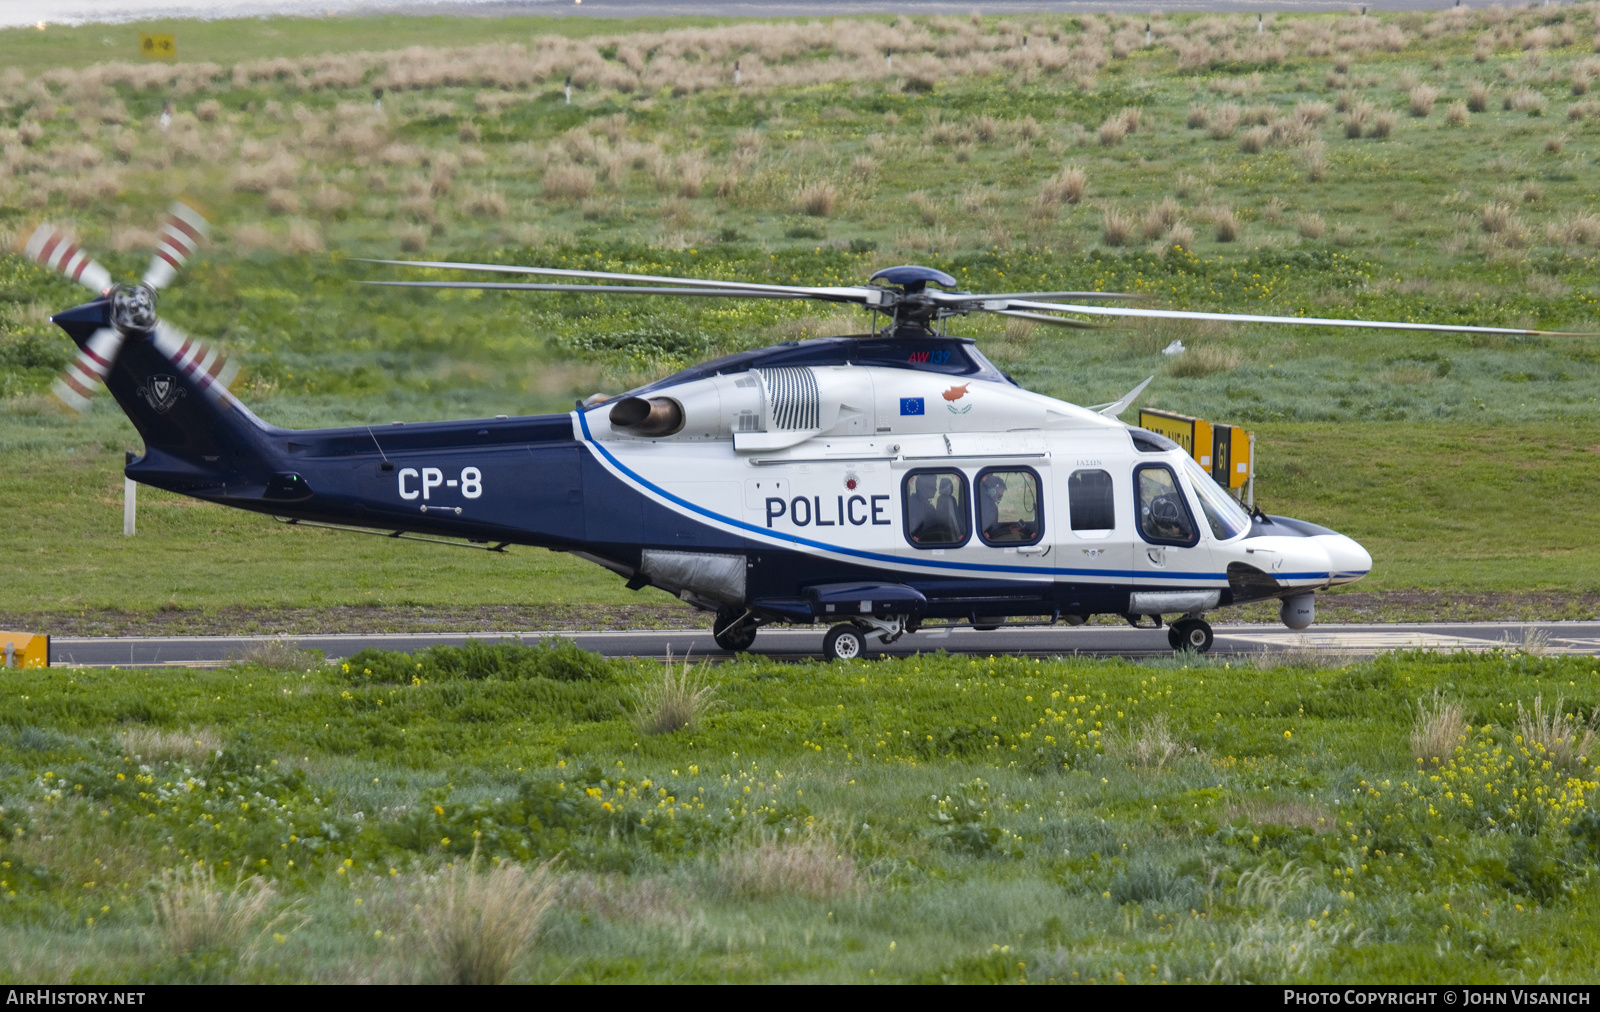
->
[27,207,1593,659]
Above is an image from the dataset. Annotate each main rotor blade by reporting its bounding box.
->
[938,290,1143,303]
[364,281,815,299]
[143,201,210,290]
[360,258,882,303]
[22,224,112,293]
[992,309,1103,330]
[994,300,1598,338]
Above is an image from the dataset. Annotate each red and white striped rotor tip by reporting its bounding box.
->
[50,327,124,413]
[142,201,210,291]
[22,223,113,293]
[152,321,238,395]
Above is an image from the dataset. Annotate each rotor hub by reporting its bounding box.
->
[110,284,158,333]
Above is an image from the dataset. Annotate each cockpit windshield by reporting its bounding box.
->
[1181,455,1252,541]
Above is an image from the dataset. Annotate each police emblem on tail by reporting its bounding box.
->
[138,374,185,413]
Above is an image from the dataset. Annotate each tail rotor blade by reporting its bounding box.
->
[151,320,235,394]
[142,201,210,290]
[50,327,124,412]
[22,224,113,293]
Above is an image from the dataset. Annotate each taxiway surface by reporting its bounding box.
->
[41,621,1600,667]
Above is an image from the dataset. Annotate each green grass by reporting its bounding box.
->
[3,643,1600,982]
[4,7,1600,622]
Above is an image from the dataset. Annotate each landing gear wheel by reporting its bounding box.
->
[823,623,866,662]
[712,608,757,652]
[1170,618,1214,654]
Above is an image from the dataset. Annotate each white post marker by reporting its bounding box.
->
[124,450,136,536]
[4,642,13,669]
[565,77,572,104]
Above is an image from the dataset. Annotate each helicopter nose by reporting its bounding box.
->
[1312,531,1372,586]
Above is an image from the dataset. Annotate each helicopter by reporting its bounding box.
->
[27,210,1592,659]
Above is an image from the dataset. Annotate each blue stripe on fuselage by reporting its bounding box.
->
[575,413,1324,582]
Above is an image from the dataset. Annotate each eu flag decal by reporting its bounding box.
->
[899,397,924,416]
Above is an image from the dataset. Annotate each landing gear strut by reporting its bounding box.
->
[712,607,758,652]
[1168,617,1214,654]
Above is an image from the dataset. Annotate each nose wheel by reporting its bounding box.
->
[1168,618,1214,654]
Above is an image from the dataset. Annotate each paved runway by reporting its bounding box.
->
[40,620,1600,667]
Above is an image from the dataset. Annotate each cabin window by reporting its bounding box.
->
[1135,464,1199,547]
[976,468,1043,546]
[902,469,970,548]
[1067,469,1116,533]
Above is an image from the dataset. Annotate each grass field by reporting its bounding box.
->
[3,642,1600,983]
[3,7,1600,625]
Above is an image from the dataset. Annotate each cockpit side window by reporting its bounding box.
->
[1134,464,1199,547]
[902,468,971,548]
[1181,455,1251,541]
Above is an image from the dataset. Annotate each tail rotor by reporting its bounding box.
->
[25,201,235,413]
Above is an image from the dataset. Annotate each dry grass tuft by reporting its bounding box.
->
[415,853,559,985]
[1097,116,1128,146]
[713,832,861,900]
[233,638,322,670]
[153,865,276,957]
[794,178,839,217]
[1141,197,1183,240]
[462,187,509,218]
[1039,163,1087,206]
[1169,343,1242,377]
[1238,125,1271,153]
[1467,80,1493,112]
[907,190,939,226]
[1208,103,1240,139]
[1408,84,1438,116]
[1227,801,1335,832]
[1186,103,1209,129]
[1554,212,1600,246]
[1545,132,1569,153]
[542,165,595,201]
[1101,207,1134,247]
[1213,206,1239,242]
[1411,690,1468,766]
[1370,110,1398,138]
[1479,201,1520,237]
[1104,713,1191,771]
[1445,99,1470,126]
[1514,695,1599,773]
[625,650,723,736]
[1507,87,1547,115]
[118,727,221,766]
[1296,212,1327,239]
[1299,141,1329,182]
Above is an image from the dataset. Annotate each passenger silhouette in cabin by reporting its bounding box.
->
[908,473,965,545]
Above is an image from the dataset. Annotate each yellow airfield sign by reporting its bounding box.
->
[139,33,176,60]
[1138,409,1253,491]
[1,631,49,669]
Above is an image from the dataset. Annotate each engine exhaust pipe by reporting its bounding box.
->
[609,396,684,436]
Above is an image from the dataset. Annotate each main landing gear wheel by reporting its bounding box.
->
[1169,618,1214,654]
[823,623,866,662]
[712,608,757,652]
